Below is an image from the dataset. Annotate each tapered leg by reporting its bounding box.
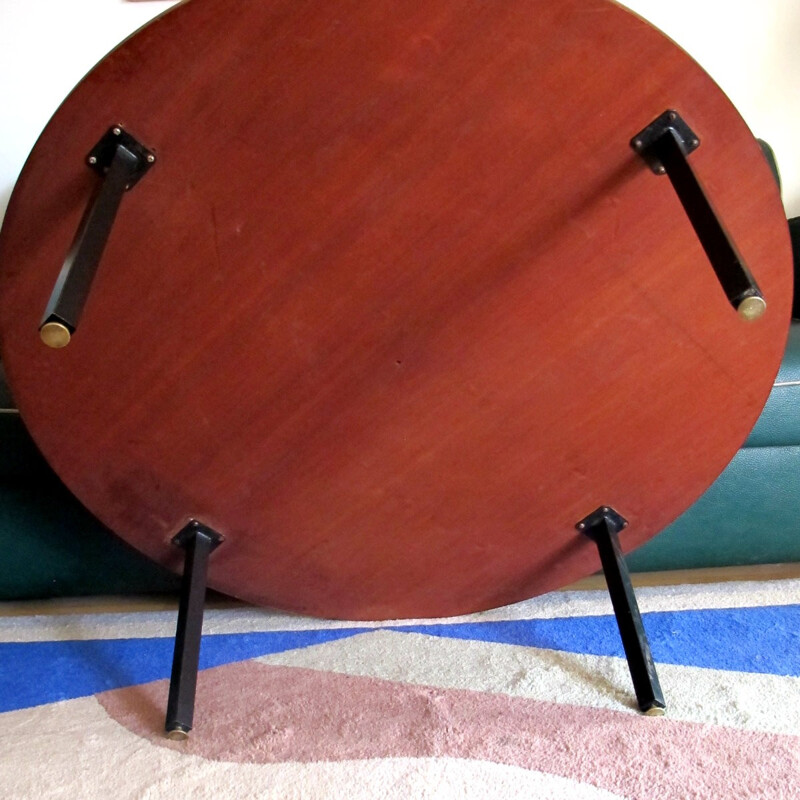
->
[39,125,156,348]
[165,520,223,739]
[577,506,666,715]
[630,109,765,321]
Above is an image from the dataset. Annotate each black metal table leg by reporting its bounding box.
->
[577,506,666,715]
[39,125,156,348]
[165,520,223,740]
[631,109,766,322]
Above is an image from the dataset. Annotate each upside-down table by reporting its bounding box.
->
[0,0,792,736]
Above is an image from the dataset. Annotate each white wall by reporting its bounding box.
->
[0,0,179,221]
[1,0,798,225]
[622,0,800,217]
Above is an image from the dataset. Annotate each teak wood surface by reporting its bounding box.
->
[0,0,792,619]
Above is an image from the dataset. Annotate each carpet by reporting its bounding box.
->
[1,578,799,799]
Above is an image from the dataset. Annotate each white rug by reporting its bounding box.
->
[1,579,799,799]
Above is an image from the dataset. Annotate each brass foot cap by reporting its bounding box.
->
[738,295,767,321]
[40,321,71,349]
[643,705,666,717]
[166,728,189,741]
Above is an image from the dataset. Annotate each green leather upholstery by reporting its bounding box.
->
[0,479,180,599]
[0,414,51,480]
[628,321,800,570]
[746,325,800,447]
[628,444,800,570]
[0,414,180,599]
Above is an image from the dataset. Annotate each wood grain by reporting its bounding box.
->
[0,0,792,619]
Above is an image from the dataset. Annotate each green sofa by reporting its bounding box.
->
[0,367,180,599]
[628,322,800,572]
[1,320,799,600]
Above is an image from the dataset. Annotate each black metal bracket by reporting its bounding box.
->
[86,126,156,189]
[631,109,766,322]
[165,520,223,740]
[577,506,666,715]
[631,109,700,175]
[39,125,156,349]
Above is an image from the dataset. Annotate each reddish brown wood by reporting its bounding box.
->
[0,0,792,619]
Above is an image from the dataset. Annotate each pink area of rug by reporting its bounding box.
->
[5,580,800,799]
[99,660,799,800]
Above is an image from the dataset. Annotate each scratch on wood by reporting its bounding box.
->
[211,204,223,279]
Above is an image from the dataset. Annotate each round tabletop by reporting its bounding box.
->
[0,0,792,619]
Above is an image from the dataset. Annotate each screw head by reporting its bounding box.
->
[691,138,699,147]
[112,126,122,136]
[577,523,586,530]
[146,153,156,163]
[668,111,677,121]
[656,165,666,175]
[87,156,97,165]
[633,139,643,150]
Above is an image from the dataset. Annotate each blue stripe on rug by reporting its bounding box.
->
[0,628,366,713]
[3,604,798,714]
[393,604,800,676]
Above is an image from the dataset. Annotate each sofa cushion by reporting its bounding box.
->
[745,323,800,447]
[0,414,52,480]
[628,444,800,571]
[0,477,180,600]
